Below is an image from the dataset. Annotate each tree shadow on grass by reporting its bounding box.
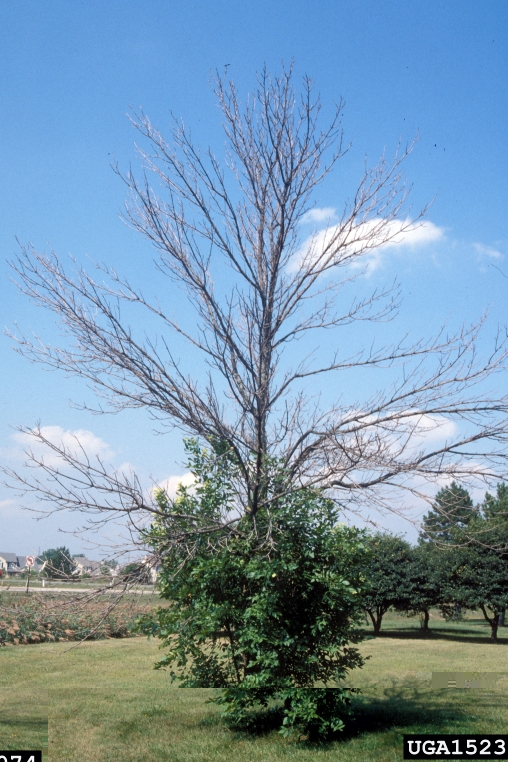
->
[370,627,508,645]
[342,692,467,742]
[0,717,48,755]
[199,703,286,737]
[228,706,287,736]
[208,680,473,745]
[0,717,48,730]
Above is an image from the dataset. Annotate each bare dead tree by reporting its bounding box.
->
[5,65,508,556]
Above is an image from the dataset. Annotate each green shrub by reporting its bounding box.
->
[139,440,369,740]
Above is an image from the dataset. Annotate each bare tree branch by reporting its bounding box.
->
[5,64,508,553]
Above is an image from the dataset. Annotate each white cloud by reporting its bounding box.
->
[155,471,196,498]
[115,461,136,478]
[404,412,459,447]
[13,426,114,467]
[300,207,337,224]
[355,220,445,274]
[0,499,24,519]
[290,218,445,274]
[473,242,503,260]
[389,220,445,248]
[340,410,459,470]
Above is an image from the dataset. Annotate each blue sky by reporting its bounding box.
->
[1,0,507,555]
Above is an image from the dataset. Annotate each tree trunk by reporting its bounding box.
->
[498,609,505,627]
[421,609,430,631]
[480,604,499,642]
[367,608,383,635]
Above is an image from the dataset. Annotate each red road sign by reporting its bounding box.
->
[26,556,35,567]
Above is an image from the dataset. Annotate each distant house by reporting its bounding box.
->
[141,555,162,584]
[0,553,44,577]
[0,553,23,577]
[72,557,102,577]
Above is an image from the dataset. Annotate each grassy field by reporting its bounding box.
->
[0,611,507,761]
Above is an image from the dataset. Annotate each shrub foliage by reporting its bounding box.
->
[140,440,369,739]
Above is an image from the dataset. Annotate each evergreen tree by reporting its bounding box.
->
[482,483,508,525]
[420,482,477,544]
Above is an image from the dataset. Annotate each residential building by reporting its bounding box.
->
[0,553,44,577]
[72,557,102,577]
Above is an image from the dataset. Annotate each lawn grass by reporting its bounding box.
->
[0,645,48,759]
[0,611,506,761]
